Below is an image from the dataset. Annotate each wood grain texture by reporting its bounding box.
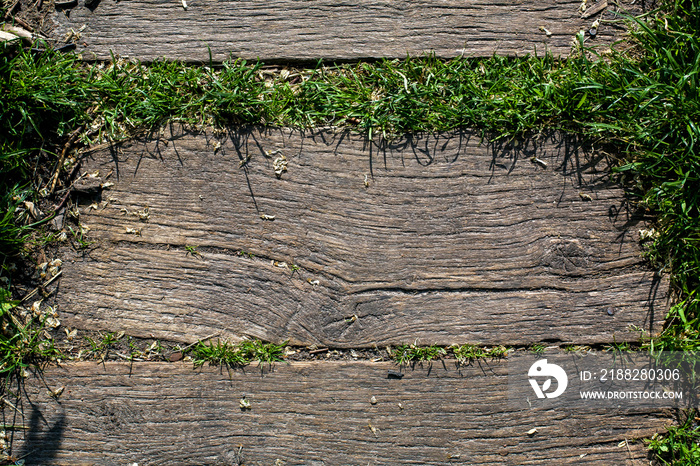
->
[55,127,667,346]
[9,358,669,465]
[49,0,636,62]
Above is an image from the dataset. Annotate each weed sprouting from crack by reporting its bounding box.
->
[392,343,446,366]
[188,339,288,368]
[452,344,508,363]
[391,343,510,366]
[84,331,123,357]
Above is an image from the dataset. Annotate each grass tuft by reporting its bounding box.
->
[84,332,123,357]
[392,344,446,365]
[189,339,287,368]
[392,343,509,365]
[647,411,700,465]
[451,344,508,363]
[0,291,61,378]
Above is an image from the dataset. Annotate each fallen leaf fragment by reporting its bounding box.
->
[48,386,65,399]
[239,155,252,168]
[530,156,548,168]
[65,328,78,341]
[23,201,42,219]
[273,154,288,178]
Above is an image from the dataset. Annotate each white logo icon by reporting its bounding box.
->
[528,359,568,399]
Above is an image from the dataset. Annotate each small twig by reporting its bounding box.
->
[1,397,24,418]
[0,424,29,430]
[6,14,33,32]
[115,352,144,362]
[47,126,84,195]
[22,186,73,230]
[3,0,19,19]
[181,333,220,352]
[19,270,62,304]
[52,188,72,213]
[309,347,329,355]
[34,158,86,220]
[15,449,38,461]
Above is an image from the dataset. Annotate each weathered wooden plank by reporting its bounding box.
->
[50,0,635,62]
[9,358,669,465]
[55,128,666,346]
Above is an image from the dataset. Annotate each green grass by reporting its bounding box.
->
[184,245,200,257]
[648,412,700,465]
[392,343,447,365]
[189,339,287,368]
[451,344,508,363]
[84,331,123,357]
[0,296,61,378]
[0,0,699,459]
[392,343,508,365]
[529,343,548,356]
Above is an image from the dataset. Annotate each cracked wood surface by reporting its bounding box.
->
[56,128,666,346]
[50,0,633,62]
[10,358,668,465]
